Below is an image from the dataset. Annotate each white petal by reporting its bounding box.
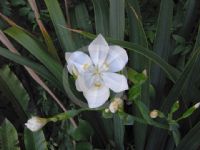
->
[88,34,109,67]
[83,85,110,108]
[67,51,92,74]
[102,72,128,92]
[65,52,72,61]
[75,76,86,92]
[106,46,128,72]
[75,73,95,92]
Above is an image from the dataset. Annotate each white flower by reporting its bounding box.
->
[109,97,123,113]
[65,34,128,108]
[194,102,200,109]
[149,110,158,119]
[25,116,47,132]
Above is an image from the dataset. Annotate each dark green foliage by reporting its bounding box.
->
[0,0,200,149]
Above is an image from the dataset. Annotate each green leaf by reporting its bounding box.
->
[4,27,63,82]
[74,3,93,46]
[92,0,109,36]
[109,1,125,149]
[0,46,62,91]
[126,2,150,150]
[113,114,124,150]
[177,104,198,121]
[126,0,148,70]
[149,48,200,150]
[4,26,87,107]
[69,119,94,141]
[75,3,92,32]
[24,128,48,150]
[102,110,113,119]
[162,47,200,113]
[173,45,186,55]
[76,142,92,150]
[179,0,197,38]
[109,0,125,40]
[173,34,185,44]
[19,7,31,16]
[10,0,26,6]
[176,121,200,150]
[44,0,75,51]
[0,119,20,150]
[0,65,29,117]
[128,68,147,85]
[150,0,174,100]
[128,84,141,100]
[193,24,200,51]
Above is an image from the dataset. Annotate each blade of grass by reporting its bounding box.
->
[28,0,61,62]
[0,46,61,90]
[175,121,200,150]
[146,0,174,149]
[74,2,93,46]
[92,0,109,36]
[75,3,92,33]
[109,0,125,40]
[4,27,63,82]
[109,0,125,149]
[149,46,200,149]
[150,0,174,105]
[44,0,75,52]
[126,1,150,150]
[179,0,199,39]
[0,66,29,119]
[0,30,78,127]
[181,25,200,105]
[4,27,87,107]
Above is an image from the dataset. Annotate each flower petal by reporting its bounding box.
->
[106,46,128,72]
[102,72,128,92]
[75,75,87,92]
[75,73,95,91]
[67,51,92,74]
[65,52,72,61]
[88,34,109,67]
[83,85,110,108]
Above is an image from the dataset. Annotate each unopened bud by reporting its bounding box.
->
[194,102,200,109]
[149,110,159,119]
[25,116,47,132]
[142,69,147,76]
[109,98,123,113]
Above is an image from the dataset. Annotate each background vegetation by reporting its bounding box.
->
[0,0,200,149]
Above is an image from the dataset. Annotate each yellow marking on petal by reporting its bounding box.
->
[83,63,90,70]
[102,63,109,71]
[94,82,102,88]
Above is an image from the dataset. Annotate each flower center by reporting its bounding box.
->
[93,66,100,75]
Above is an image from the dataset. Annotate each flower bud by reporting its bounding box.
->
[194,102,200,109]
[142,69,147,76]
[109,98,123,113]
[105,108,110,113]
[149,110,159,119]
[25,116,47,132]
